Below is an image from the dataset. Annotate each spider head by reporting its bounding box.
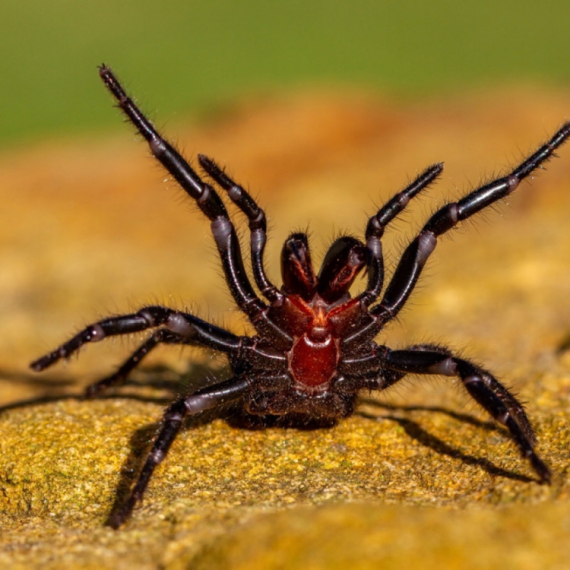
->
[281,233,368,304]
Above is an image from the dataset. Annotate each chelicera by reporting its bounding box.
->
[31,65,570,528]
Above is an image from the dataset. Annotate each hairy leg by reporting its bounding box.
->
[358,163,443,307]
[107,375,250,528]
[84,329,184,397]
[374,123,570,323]
[384,344,550,483]
[343,123,570,349]
[31,305,240,371]
[98,65,289,343]
[199,154,282,303]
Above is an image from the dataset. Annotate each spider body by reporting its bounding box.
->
[31,65,570,528]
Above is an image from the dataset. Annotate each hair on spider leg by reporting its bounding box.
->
[30,66,570,527]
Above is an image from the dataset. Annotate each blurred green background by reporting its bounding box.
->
[0,0,568,148]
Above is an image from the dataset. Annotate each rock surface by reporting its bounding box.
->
[0,87,569,568]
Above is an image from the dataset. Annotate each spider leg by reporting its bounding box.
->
[383,344,550,483]
[107,375,250,528]
[198,155,282,303]
[372,123,570,323]
[84,329,184,397]
[30,305,240,372]
[338,345,406,390]
[98,65,290,343]
[358,163,444,307]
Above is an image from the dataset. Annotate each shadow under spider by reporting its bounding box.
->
[105,376,533,524]
[357,398,534,483]
[0,363,534,524]
[358,397,500,433]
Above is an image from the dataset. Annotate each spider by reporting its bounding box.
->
[31,65,569,528]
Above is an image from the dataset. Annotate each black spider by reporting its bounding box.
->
[31,65,569,528]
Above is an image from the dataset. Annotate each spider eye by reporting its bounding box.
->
[317,237,368,304]
[280,233,317,300]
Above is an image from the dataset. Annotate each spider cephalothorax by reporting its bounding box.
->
[31,65,570,528]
